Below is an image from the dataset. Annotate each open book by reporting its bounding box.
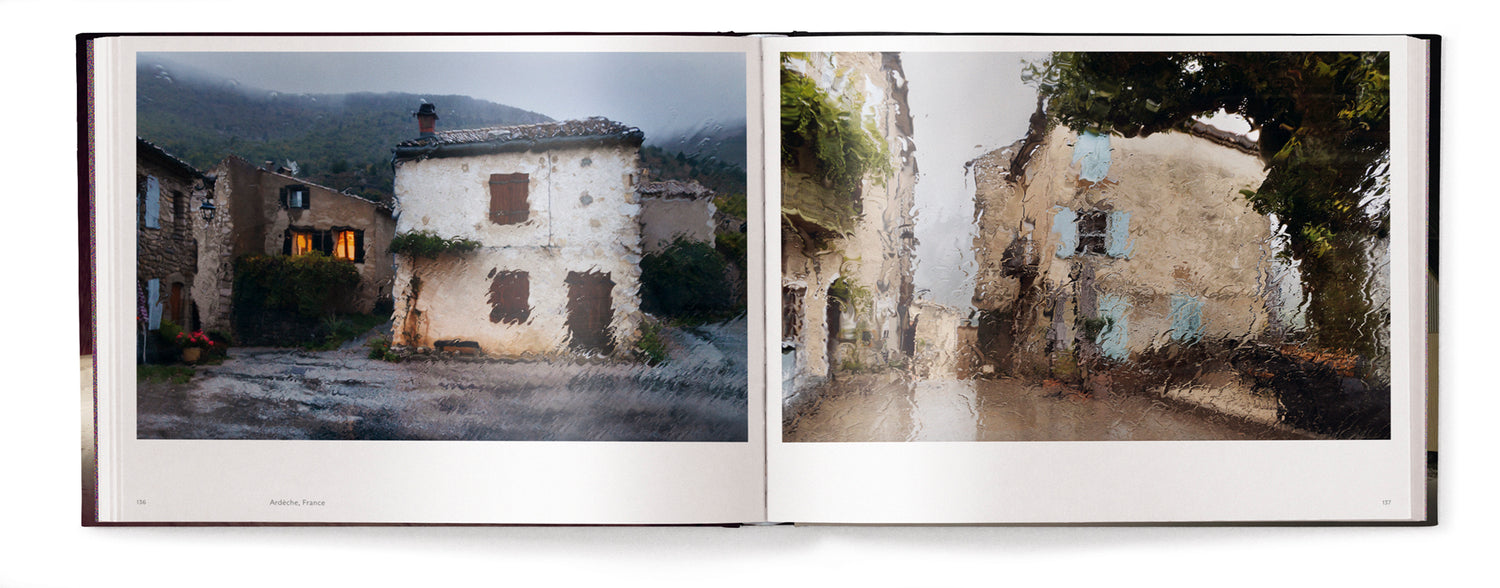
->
[82,33,1436,525]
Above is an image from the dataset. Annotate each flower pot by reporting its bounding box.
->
[182,347,202,363]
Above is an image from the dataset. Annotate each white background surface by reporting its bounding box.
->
[2,1,1490,586]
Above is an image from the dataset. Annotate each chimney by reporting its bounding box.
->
[415,103,439,138]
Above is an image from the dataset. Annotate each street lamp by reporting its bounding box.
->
[199,196,217,223]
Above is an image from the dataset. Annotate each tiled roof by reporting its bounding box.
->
[137,137,205,180]
[636,179,714,200]
[393,117,643,162]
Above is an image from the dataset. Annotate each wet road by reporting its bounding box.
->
[138,321,748,441]
[783,375,1314,442]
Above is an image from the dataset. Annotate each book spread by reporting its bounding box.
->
[82,33,1435,525]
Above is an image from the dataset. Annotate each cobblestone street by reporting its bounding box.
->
[783,374,1315,442]
[137,320,747,441]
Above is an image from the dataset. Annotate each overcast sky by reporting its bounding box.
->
[141,52,747,142]
[902,52,1046,313]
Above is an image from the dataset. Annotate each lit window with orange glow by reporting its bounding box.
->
[335,230,357,261]
[292,232,315,255]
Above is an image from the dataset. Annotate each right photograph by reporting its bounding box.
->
[779,51,1393,442]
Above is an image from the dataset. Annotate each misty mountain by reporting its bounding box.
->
[136,59,745,204]
[655,121,748,169]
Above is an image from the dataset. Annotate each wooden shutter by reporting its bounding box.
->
[282,229,293,255]
[354,230,365,263]
[279,185,289,209]
[147,279,162,330]
[1105,210,1133,258]
[489,173,529,225]
[488,271,530,324]
[1052,207,1077,258]
[144,176,161,228]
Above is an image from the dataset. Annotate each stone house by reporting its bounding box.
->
[192,156,396,335]
[780,52,918,396]
[137,138,209,344]
[636,179,717,253]
[388,109,647,358]
[968,116,1276,378]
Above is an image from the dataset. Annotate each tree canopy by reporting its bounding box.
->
[1026,51,1391,259]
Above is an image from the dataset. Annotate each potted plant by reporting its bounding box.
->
[176,330,215,363]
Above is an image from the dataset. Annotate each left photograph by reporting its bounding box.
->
[133,51,750,441]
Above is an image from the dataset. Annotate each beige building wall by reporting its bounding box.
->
[971,126,1272,368]
[781,52,918,391]
[390,144,644,357]
[194,157,395,334]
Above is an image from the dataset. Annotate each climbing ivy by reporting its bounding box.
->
[388,230,481,259]
[780,57,893,238]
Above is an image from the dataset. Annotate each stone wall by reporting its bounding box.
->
[390,144,644,358]
[780,52,918,392]
[639,197,716,253]
[194,157,396,334]
[137,152,201,332]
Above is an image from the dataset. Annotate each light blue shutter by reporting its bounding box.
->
[1168,294,1204,342]
[1052,207,1078,258]
[1072,132,1112,183]
[1105,210,1133,258]
[147,279,162,330]
[1096,293,1130,361]
[144,176,161,229]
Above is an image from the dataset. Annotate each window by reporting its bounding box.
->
[173,191,188,234]
[334,230,365,262]
[488,271,530,324]
[489,173,529,225]
[1168,294,1205,342]
[782,286,805,345]
[1053,207,1132,259]
[283,228,364,262]
[1076,210,1108,255]
[280,185,311,210]
[290,230,317,256]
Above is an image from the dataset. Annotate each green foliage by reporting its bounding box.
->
[158,318,183,346]
[138,365,194,385]
[826,275,869,313]
[780,62,893,227]
[715,230,747,268]
[640,239,734,320]
[638,146,748,198]
[713,192,749,227]
[366,336,401,362]
[1027,51,1390,258]
[633,320,670,366]
[304,312,392,351]
[234,253,361,318]
[1029,51,1391,360]
[388,231,482,260]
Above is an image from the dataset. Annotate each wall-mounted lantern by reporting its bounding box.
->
[199,196,217,223]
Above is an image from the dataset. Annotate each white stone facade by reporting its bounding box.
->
[390,137,645,358]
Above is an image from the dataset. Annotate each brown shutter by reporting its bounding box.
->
[488,271,530,324]
[488,173,529,225]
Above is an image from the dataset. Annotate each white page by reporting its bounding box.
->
[91,34,765,524]
[765,35,1429,523]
